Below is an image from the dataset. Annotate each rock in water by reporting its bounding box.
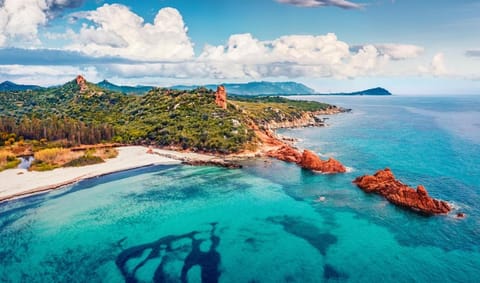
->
[266,145,303,163]
[267,147,346,174]
[215,85,227,109]
[299,150,346,174]
[353,168,451,215]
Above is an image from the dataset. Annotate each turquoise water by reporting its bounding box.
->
[1,95,480,282]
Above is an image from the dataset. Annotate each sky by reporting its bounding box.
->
[0,0,479,94]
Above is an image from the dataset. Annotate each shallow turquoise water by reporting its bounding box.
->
[1,96,480,282]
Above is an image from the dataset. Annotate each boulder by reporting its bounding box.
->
[353,168,451,215]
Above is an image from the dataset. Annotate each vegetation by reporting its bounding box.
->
[231,96,330,125]
[0,150,20,171]
[63,155,104,167]
[0,78,334,155]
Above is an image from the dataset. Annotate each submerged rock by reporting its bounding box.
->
[299,150,346,174]
[353,168,451,215]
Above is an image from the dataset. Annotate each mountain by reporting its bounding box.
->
[0,81,42,91]
[321,87,392,96]
[170,81,316,95]
[96,80,153,94]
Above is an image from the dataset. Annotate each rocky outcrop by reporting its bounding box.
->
[353,168,451,215]
[299,150,346,173]
[267,145,302,163]
[215,85,227,109]
[266,146,346,174]
[76,75,88,92]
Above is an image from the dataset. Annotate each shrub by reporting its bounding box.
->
[0,150,15,165]
[94,148,118,159]
[63,155,104,167]
[33,148,75,165]
[0,150,20,171]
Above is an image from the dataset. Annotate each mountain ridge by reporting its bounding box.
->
[0,81,43,91]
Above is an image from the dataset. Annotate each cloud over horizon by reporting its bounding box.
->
[1,2,476,91]
[465,50,480,57]
[275,0,363,9]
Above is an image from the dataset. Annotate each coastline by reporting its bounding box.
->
[0,146,185,203]
[0,109,345,204]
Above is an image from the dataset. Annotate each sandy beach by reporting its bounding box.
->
[0,146,188,203]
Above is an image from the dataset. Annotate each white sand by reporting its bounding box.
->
[0,146,183,202]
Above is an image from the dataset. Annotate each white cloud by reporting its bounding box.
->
[419,52,448,77]
[276,0,363,9]
[66,4,194,61]
[374,44,424,60]
[0,64,99,85]
[431,53,448,76]
[0,4,430,83]
[0,0,83,47]
[195,33,414,79]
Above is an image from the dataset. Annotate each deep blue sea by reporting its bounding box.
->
[1,95,479,283]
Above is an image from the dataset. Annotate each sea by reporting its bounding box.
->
[1,95,479,283]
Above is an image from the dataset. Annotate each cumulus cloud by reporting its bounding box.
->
[194,33,413,79]
[276,0,363,9]
[431,53,448,76]
[373,44,424,60]
[419,52,448,77]
[66,4,194,61]
[0,0,84,46]
[96,33,420,81]
[465,50,480,57]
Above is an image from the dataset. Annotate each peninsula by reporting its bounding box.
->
[0,76,347,202]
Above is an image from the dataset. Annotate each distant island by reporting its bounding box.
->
[317,87,392,96]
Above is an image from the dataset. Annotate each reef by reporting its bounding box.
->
[116,223,221,283]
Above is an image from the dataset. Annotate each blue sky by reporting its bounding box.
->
[0,0,479,94]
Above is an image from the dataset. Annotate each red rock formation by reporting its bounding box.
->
[353,168,451,215]
[267,145,302,163]
[266,146,346,174]
[299,150,346,173]
[76,75,88,92]
[215,85,227,109]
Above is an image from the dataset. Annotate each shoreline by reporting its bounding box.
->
[0,146,188,203]
[0,109,346,204]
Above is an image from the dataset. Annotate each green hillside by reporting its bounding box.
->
[0,78,332,153]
